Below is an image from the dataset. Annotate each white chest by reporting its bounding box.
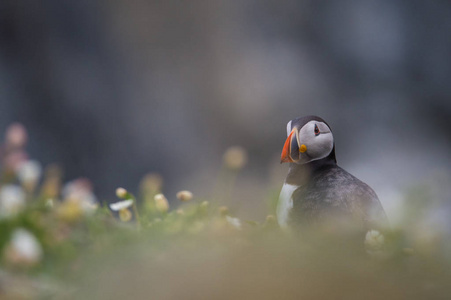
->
[277,183,298,228]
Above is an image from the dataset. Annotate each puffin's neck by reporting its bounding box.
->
[285,155,337,186]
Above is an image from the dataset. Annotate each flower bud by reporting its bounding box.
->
[116,187,128,199]
[266,215,276,224]
[5,123,27,149]
[219,206,229,217]
[119,208,133,222]
[223,146,248,170]
[154,193,169,213]
[200,201,209,210]
[140,173,163,193]
[264,215,277,228]
[176,190,193,202]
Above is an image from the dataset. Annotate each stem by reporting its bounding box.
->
[131,196,141,229]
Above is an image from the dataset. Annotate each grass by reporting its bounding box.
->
[0,124,450,299]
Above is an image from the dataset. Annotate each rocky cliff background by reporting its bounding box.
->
[1,0,450,223]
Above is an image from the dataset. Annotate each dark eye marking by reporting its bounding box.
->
[314,124,320,136]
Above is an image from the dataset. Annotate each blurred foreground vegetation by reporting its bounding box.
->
[0,124,450,299]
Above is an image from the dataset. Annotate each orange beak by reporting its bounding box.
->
[280,128,300,163]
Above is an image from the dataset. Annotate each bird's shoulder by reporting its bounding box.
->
[292,165,388,229]
[319,165,387,228]
[309,165,376,200]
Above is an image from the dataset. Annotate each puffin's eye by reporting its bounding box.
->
[314,124,320,136]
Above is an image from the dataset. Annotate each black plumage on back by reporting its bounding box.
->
[289,162,388,231]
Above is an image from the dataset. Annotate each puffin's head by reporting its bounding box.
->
[280,115,336,164]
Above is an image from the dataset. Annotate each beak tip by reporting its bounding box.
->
[280,157,291,164]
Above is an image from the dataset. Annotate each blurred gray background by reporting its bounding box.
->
[1,0,450,221]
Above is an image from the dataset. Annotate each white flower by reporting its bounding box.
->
[109,199,134,222]
[6,228,43,265]
[62,179,98,214]
[16,160,42,185]
[226,216,242,230]
[109,199,134,211]
[364,230,385,250]
[0,185,26,219]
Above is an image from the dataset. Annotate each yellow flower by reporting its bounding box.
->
[62,179,98,215]
[56,200,83,223]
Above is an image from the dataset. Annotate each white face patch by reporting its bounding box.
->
[286,120,292,137]
[297,121,333,164]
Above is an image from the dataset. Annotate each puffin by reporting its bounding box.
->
[277,115,388,232]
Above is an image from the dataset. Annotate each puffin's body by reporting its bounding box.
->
[277,116,388,231]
